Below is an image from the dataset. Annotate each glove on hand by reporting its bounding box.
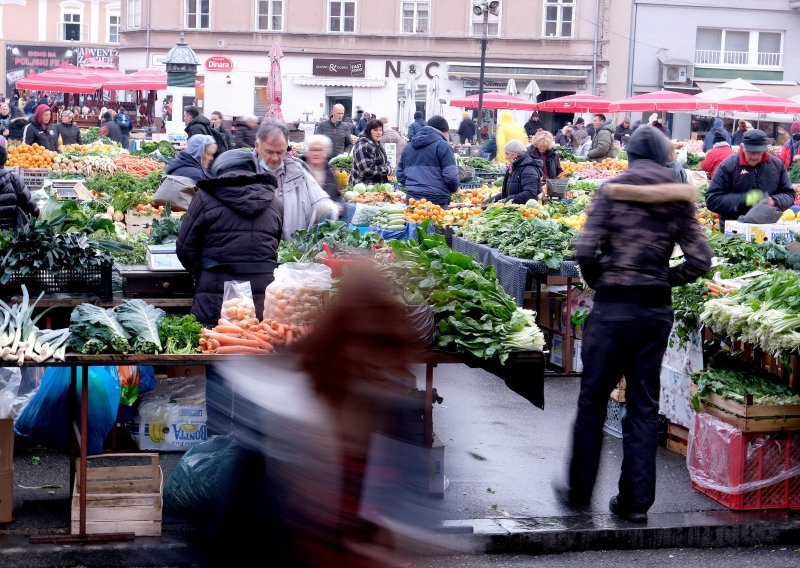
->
[745,190,764,207]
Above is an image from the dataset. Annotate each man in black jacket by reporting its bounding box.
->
[314,104,353,156]
[556,126,712,524]
[705,129,795,227]
[184,106,214,138]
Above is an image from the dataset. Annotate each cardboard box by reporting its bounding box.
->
[0,469,12,523]
[136,405,207,452]
[0,419,13,472]
[572,339,584,373]
[550,334,564,367]
[724,221,800,243]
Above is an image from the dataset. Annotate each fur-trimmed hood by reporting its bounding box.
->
[602,183,697,204]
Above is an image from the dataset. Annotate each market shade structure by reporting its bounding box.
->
[537,94,612,113]
[714,93,800,114]
[524,80,541,103]
[608,89,705,112]
[505,78,517,96]
[101,68,201,91]
[16,67,103,94]
[400,73,418,132]
[264,42,284,121]
[449,92,538,111]
[694,78,762,103]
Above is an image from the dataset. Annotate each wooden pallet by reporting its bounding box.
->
[666,423,689,456]
[71,453,162,537]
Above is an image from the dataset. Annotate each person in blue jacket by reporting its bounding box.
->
[703,117,731,152]
[397,115,459,208]
[166,134,218,183]
[407,111,426,141]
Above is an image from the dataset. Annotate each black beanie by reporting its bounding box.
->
[712,131,725,144]
[426,115,449,133]
[625,125,671,164]
[413,111,423,120]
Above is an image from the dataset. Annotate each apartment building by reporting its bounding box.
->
[629,0,800,138]
[118,0,632,129]
[1,0,122,96]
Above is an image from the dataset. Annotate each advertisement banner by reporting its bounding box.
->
[75,47,119,69]
[313,58,365,78]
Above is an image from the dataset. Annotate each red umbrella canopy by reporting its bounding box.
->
[715,93,800,114]
[609,89,705,112]
[50,63,127,83]
[16,68,102,94]
[537,94,611,113]
[102,69,168,91]
[449,92,538,111]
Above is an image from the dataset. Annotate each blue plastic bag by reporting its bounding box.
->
[15,366,121,455]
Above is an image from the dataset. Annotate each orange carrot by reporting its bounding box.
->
[213,325,245,335]
[214,345,271,354]
[203,331,261,348]
[237,329,273,350]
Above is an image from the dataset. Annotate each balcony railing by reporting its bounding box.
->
[695,49,782,68]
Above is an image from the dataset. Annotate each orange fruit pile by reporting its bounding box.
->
[6,143,58,169]
[406,198,448,223]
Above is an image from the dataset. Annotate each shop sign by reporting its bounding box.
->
[75,47,119,68]
[463,79,508,91]
[5,44,77,95]
[312,58,365,78]
[205,56,234,72]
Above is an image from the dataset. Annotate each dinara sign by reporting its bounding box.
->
[205,56,234,72]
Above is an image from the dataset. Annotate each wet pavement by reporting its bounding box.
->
[0,363,798,565]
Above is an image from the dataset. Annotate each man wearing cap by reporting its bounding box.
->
[706,129,795,226]
[779,122,800,168]
[457,112,476,144]
[397,115,459,207]
[700,131,733,178]
[556,125,712,524]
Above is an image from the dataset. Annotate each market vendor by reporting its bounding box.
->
[0,139,40,232]
[778,122,800,168]
[54,110,81,146]
[22,104,57,151]
[705,129,795,226]
[177,150,283,326]
[499,140,543,204]
[528,130,563,180]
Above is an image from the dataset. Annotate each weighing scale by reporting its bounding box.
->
[146,244,184,271]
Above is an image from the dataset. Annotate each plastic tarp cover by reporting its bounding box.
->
[688,412,800,495]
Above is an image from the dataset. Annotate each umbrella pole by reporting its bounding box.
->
[476,10,489,144]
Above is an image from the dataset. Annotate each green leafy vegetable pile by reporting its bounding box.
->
[158,315,202,354]
[387,226,544,363]
[330,155,353,170]
[69,299,166,354]
[278,220,380,263]
[693,367,800,406]
[86,171,162,213]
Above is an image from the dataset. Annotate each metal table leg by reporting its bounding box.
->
[424,362,435,448]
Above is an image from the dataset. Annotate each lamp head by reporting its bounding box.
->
[488,0,500,15]
[472,4,484,16]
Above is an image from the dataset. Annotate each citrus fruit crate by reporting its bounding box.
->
[71,453,163,536]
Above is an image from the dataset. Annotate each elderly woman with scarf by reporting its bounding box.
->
[166,134,218,183]
[350,118,391,185]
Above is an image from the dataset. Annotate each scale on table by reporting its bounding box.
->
[146,243,184,271]
[49,179,90,200]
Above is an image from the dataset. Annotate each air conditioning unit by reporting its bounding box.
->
[662,64,691,85]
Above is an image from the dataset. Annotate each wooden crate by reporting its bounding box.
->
[71,453,162,536]
[666,423,689,456]
[691,383,800,433]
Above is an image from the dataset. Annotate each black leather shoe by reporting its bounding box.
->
[552,481,590,511]
[609,495,648,523]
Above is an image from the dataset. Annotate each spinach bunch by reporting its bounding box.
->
[278,220,379,263]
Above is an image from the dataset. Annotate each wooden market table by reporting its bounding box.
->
[22,348,544,544]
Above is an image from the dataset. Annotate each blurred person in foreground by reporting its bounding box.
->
[555,126,712,523]
[0,139,40,232]
[253,119,338,239]
[302,134,342,203]
[202,266,444,567]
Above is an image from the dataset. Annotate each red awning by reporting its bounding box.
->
[102,69,173,91]
[609,90,705,112]
[714,93,800,114]
[449,92,538,111]
[537,94,611,113]
[16,70,102,94]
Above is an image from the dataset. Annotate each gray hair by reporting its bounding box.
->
[306,134,332,155]
[256,119,289,143]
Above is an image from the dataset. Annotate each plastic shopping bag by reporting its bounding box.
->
[221,280,257,325]
[263,263,333,326]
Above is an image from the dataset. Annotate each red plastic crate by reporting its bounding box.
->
[690,413,800,510]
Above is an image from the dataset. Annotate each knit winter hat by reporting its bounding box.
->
[712,131,726,144]
[742,129,769,153]
[504,140,526,155]
[625,125,671,164]
[791,122,800,134]
[426,115,450,133]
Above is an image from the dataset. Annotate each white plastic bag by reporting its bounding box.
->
[263,263,333,326]
[676,145,688,166]
[0,368,22,419]
[221,281,257,325]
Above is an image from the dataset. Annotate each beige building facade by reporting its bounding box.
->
[1,0,121,95]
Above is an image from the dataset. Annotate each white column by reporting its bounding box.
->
[90,0,99,43]
[0,7,4,39]
[39,0,47,41]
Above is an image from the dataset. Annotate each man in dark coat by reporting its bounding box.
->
[457,112,476,144]
[500,140,543,203]
[705,129,795,227]
[177,150,284,326]
[314,103,353,156]
[184,106,214,139]
[407,111,426,141]
[557,125,712,523]
[0,144,39,231]
[614,117,632,143]
[397,115,459,208]
[233,116,258,149]
[524,112,543,138]
[98,111,123,144]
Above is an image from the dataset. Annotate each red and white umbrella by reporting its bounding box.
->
[16,66,103,94]
[537,94,612,113]
[449,92,538,111]
[609,89,706,112]
[714,93,800,114]
[265,42,284,121]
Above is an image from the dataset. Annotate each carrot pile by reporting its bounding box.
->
[199,317,309,354]
[703,281,736,297]
[113,155,165,177]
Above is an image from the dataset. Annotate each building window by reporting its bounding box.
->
[186,0,211,29]
[328,1,355,33]
[401,1,429,35]
[62,11,82,41]
[470,4,499,37]
[695,28,783,68]
[127,0,141,29]
[254,77,270,115]
[108,13,121,43]
[543,0,573,39]
[256,0,283,31]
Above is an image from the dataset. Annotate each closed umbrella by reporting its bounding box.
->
[401,74,417,132]
[265,42,284,121]
[505,78,517,96]
[524,80,541,103]
[426,74,442,118]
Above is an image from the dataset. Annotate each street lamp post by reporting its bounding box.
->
[473,1,500,144]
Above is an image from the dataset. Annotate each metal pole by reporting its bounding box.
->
[477,8,488,143]
[145,0,152,66]
[592,0,600,95]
